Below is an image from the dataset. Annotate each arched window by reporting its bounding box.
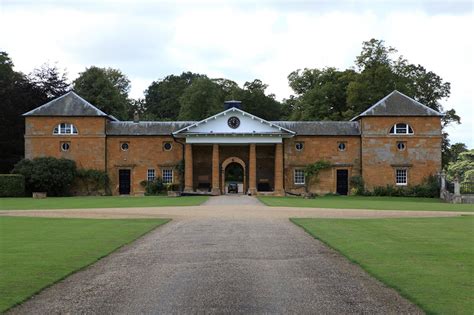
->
[389,123,413,135]
[53,123,78,135]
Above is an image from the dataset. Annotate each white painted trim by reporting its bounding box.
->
[185,136,283,144]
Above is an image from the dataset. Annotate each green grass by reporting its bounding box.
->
[292,216,474,314]
[0,216,169,312]
[0,195,209,210]
[259,195,474,211]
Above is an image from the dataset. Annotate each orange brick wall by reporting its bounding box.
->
[283,136,361,194]
[24,116,107,170]
[360,116,442,189]
[106,136,183,195]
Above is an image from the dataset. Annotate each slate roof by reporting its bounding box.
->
[106,120,360,136]
[272,121,360,136]
[23,91,117,120]
[106,121,195,135]
[351,90,443,121]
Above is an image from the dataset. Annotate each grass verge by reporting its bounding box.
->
[0,195,209,210]
[291,216,474,314]
[259,195,474,211]
[0,216,169,312]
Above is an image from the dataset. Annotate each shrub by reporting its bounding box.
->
[12,157,77,196]
[140,177,164,195]
[372,175,440,198]
[0,174,25,197]
[349,176,365,195]
[74,169,109,195]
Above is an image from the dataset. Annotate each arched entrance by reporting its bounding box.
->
[221,157,246,194]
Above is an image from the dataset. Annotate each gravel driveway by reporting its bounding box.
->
[6,195,428,314]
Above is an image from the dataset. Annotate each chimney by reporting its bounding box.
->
[224,100,242,110]
[133,111,139,123]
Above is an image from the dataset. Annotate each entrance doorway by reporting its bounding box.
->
[225,162,244,194]
[119,169,131,195]
[336,169,349,195]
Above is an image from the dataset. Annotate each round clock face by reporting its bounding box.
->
[227,116,240,129]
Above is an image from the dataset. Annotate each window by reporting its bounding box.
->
[60,142,70,152]
[121,142,129,151]
[294,169,305,185]
[53,123,78,135]
[397,141,406,151]
[163,142,172,151]
[338,142,346,151]
[295,142,304,151]
[147,169,155,182]
[389,123,414,135]
[396,169,408,185]
[162,169,173,184]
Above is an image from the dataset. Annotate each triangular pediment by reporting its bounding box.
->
[173,107,295,136]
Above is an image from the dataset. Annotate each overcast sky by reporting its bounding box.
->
[1,0,473,147]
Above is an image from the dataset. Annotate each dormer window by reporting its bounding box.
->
[53,123,78,135]
[389,123,413,135]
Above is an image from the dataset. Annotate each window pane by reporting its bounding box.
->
[60,123,67,134]
[395,123,407,134]
[147,169,155,182]
[162,169,173,184]
[294,169,305,184]
[396,169,407,185]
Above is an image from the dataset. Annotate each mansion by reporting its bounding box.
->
[23,91,443,196]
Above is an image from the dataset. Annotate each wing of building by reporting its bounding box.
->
[23,90,443,196]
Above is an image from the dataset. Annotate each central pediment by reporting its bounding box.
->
[173,107,295,144]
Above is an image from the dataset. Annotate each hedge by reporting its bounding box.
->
[0,174,25,197]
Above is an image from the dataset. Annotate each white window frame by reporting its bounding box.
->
[147,169,155,182]
[395,168,408,186]
[162,169,173,184]
[294,169,305,185]
[53,123,78,135]
[389,123,414,135]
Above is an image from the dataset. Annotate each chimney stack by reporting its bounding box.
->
[224,100,242,110]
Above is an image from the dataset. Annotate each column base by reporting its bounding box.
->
[249,188,257,195]
[273,189,284,196]
[211,188,221,196]
[183,187,194,193]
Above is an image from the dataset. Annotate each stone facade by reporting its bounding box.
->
[23,91,443,196]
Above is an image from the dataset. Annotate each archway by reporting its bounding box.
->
[221,157,246,194]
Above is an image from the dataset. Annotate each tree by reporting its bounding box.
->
[444,142,468,166]
[178,78,224,120]
[145,72,206,120]
[0,52,49,173]
[28,63,70,100]
[447,150,474,182]
[73,66,131,120]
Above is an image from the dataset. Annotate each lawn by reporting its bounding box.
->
[259,195,474,211]
[0,216,169,312]
[0,195,208,210]
[292,216,474,314]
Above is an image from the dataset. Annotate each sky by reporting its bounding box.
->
[1,0,473,147]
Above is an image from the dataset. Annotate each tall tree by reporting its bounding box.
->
[145,72,206,120]
[28,63,70,100]
[178,78,224,120]
[73,66,131,120]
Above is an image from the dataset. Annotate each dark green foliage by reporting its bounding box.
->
[349,175,365,195]
[0,174,25,197]
[75,169,109,195]
[140,177,164,195]
[372,175,440,198]
[178,78,224,120]
[73,66,130,120]
[304,160,331,192]
[12,157,77,196]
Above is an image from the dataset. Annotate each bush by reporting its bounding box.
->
[372,175,440,198]
[349,176,365,195]
[74,169,109,195]
[140,177,164,195]
[0,174,25,197]
[12,157,77,196]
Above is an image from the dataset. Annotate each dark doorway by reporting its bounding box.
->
[336,170,349,195]
[225,162,244,194]
[119,169,131,195]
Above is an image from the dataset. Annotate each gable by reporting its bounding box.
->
[173,107,295,136]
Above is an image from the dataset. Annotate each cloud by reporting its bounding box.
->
[1,1,472,146]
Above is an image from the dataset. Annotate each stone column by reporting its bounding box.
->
[211,144,220,195]
[249,143,257,195]
[184,143,193,192]
[274,143,284,196]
